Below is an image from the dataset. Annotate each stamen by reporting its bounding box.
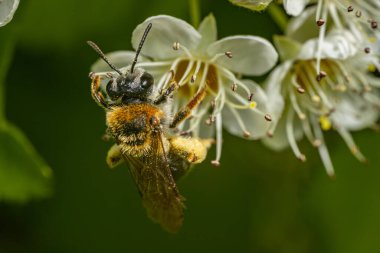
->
[286,108,306,162]
[189,60,202,84]
[228,106,251,138]
[347,6,354,12]
[289,84,306,120]
[211,113,223,166]
[210,52,233,63]
[316,3,328,75]
[336,124,367,163]
[311,115,335,177]
[364,47,371,54]
[178,60,195,86]
[264,114,272,122]
[172,42,193,58]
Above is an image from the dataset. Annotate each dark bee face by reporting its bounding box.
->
[106,68,154,102]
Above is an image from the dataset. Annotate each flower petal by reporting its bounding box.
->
[331,94,379,131]
[91,51,149,72]
[131,15,201,60]
[273,35,302,62]
[197,13,217,52]
[222,79,271,139]
[264,62,292,120]
[208,36,278,75]
[262,113,304,150]
[283,0,309,16]
[298,30,358,60]
[0,0,19,27]
[286,6,319,43]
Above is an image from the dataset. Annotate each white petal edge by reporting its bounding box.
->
[131,15,201,60]
[208,36,278,76]
[91,51,149,72]
[298,30,358,60]
[0,0,19,27]
[283,0,309,16]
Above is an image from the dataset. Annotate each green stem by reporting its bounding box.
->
[0,32,15,124]
[267,3,288,32]
[189,0,201,28]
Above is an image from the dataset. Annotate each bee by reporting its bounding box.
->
[87,23,211,233]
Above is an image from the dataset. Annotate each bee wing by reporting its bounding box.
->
[122,132,185,233]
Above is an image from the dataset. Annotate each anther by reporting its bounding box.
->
[210,99,216,109]
[316,71,327,81]
[312,95,321,103]
[172,42,180,50]
[264,114,272,122]
[297,86,305,94]
[297,154,307,162]
[225,51,233,58]
[266,131,274,138]
[88,72,95,79]
[243,131,251,138]
[313,139,322,147]
[191,74,197,83]
[316,19,325,26]
[364,47,371,54]
[106,72,114,78]
[211,160,220,167]
[231,83,238,92]
[205,118,212,126]
[371,20,378,29]
[298,113,306,120]
[347,6,353,12]
[355,10,362,18]
[248,93,254,101]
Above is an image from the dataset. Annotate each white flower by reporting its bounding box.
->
[263,24,380,176]
[91,14,278,166]
[0,0,19,27]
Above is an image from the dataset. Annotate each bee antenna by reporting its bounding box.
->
[131,23,152,73]
[87,41,123,76]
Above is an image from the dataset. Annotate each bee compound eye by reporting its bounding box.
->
[140,72,154,89]
[106,79,122,100]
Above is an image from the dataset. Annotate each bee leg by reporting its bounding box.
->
[91,74,109,109]
[169,136,213,164]
[169,88,206,128]
[106,144,124,169]
[154,71,179,105]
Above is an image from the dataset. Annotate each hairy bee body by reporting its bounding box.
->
[106,103,166,157]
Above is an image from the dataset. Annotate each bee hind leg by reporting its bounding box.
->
[106,144,124,169]
[169,136,213,164]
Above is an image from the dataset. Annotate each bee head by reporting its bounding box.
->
[106,68,154,101]
[87,23,153,103]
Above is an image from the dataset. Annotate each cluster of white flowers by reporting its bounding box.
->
[91,2,379,175]
[260,0,380,176]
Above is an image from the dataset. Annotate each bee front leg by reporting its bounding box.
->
[90,74,109,109]
[153,72,179,105]
[106,144,124,169]
[169,88,206,128]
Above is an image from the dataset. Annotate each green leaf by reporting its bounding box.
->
[228,0,273,11]
[0,122,53,203]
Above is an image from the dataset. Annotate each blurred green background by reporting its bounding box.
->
[1,0,380,252]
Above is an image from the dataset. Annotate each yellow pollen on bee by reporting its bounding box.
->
[249,101,257,109]
[319,115,332,131]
